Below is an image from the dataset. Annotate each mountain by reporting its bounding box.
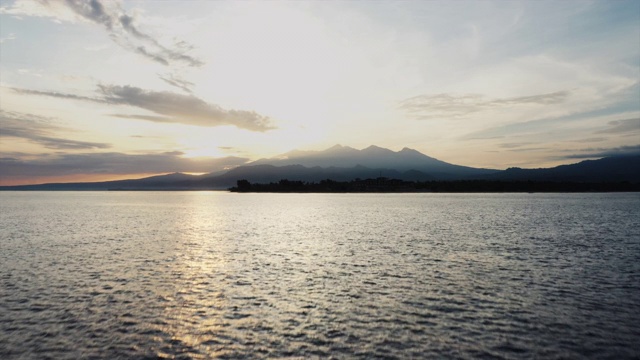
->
[251,144,497,178]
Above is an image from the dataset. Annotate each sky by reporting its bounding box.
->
[0,0,638,185]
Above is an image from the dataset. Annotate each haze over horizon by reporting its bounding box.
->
[1,0,639,185]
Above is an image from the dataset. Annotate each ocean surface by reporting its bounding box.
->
[1,191,639,359]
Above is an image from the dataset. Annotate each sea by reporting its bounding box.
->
[1,191,639,359]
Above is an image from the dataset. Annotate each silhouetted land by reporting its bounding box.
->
[229,178,640,193]
[2,154,638,191]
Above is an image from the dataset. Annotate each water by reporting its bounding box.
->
[1,192,639,359]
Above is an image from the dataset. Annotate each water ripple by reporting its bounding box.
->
[1,192,639,359]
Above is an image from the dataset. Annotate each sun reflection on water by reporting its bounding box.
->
[152,192,235,358]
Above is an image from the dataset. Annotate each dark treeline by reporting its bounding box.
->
[229,177,640,193]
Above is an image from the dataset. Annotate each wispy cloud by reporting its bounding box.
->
[158,73,194,93]
[596,118,640,134]
[1,0,202,67]
[0,32,16,43]
[109,114,174,123]
[218,146,251,156]
[399,90,571,120]
[570,137,607,143]
[0,110,111,150]
[99,85,275,131]
[17,68,43,77]
[498,142,535,149]
[11,87,107,103]
[130,135,163,139]
[0,151,249,179]
[462,105,640,141]
[562,145,640,159]
[11,85,276,132]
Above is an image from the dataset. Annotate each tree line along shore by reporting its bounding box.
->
[229,178,640,193]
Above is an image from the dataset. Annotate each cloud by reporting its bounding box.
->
[498,142,535,149]
[11,87,106,103]
[0,32,16,43]
[562,145,640,159]
[570,137,607,143]
[0,110,111,150]
[399,90,571,119]
[0,151,249,179]
[130,135,163,139]
[158,73,194,93]
[110,114,174,123]
[1,0,202,67]
[99,85,275,131]
[503,147,548,153]
[11,85,276,132]
[462,104,640,141]
[217,146,250,156]
[596,118,640,134]
[490,92,571,105]
[66,0,203,67]
[17,68,43,77]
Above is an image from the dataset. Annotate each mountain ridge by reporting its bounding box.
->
[1,146,639,190]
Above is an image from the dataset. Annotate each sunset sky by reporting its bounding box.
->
[1,0,638,185]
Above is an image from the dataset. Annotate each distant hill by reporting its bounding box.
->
[485,155,640,183]
[0,172,206,191]
[1,146,638,190]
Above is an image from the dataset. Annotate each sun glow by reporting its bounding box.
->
[192,2,370,131]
